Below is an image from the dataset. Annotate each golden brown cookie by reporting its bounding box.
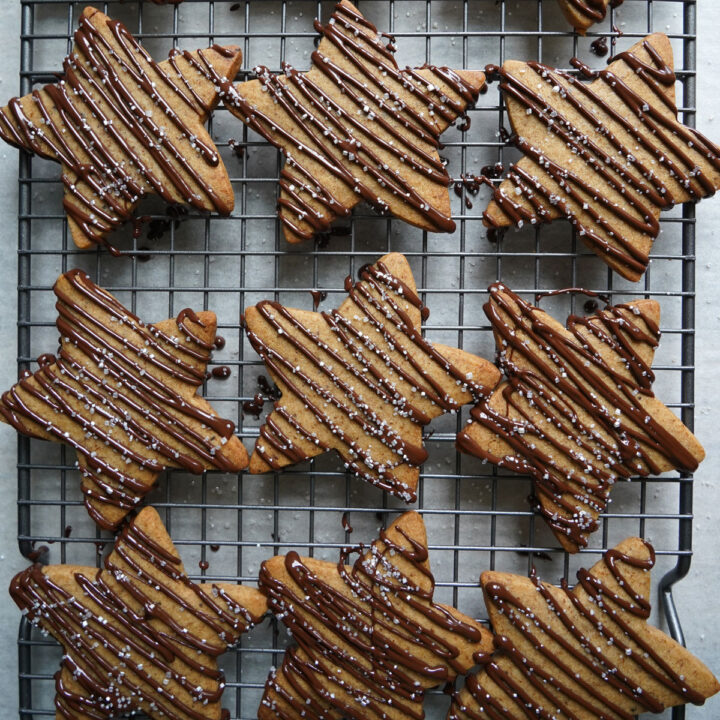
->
[0,7,241,253]
[223,0,485,244]
[456,284,704,553]
[483,34,720,281]
[244,252,501,501]
[0,269,248,530]
[449,537,720,719]
[10,506,268,720]
[556,0,623,34]
[259,510,494,720]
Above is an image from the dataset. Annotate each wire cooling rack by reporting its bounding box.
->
[13,0,699,718]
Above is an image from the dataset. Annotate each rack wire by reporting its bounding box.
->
[14,1,698,718]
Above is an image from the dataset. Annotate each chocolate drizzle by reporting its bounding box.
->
[457,284,702,551]
[10,508,264,720]
[0,8,241,253]
[449,539,717,720]
[0,269,243,530]
[258,513,489,719]
[562,0,624,26]
[245,257,497,501]
[483,36,720,280]
[223,1,483,244]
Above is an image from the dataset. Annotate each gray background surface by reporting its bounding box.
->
[0,0,717,717]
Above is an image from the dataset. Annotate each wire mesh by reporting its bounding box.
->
[14,0,698,718]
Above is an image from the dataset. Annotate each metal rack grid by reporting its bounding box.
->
[13,0,698,718]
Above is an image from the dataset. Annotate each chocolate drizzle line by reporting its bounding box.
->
[258,517,485,719]
[0,269,239,530]
[0,9,239,253]
[449,540,711,720]
[483,38,720,279]
[457,284,700,549]
[223,1,483,243]
[10,510,261,720]
[563,0,624,25]
[246,260,494,501]
[534,286,611,306]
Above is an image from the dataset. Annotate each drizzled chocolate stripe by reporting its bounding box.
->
[0,269,239,529]
[449,541,712,720]
[457,284,700,550]
[246,261,492,501]
[560,0,624,25]
[10,510,260,720]
[0,9,239,253]
[223,1,482,242]
[258,517,485,720]
[484,37,720,279]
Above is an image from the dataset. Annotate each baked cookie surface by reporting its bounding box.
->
[483,34,720,281]
[223,0,485,244]
[10,506,267,720]
[244,252,501,501]
[449,537,720,719]
[0,7,241,253]
[258,510,494,720]
[0,269,248,530]
[457,284,704,552]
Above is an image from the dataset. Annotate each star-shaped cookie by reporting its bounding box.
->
[223,0,485,244]
[449,537,720,719]
[556,0,623,34]
[0,7,242,253]
[0,269,248,530]
[259,510,494,720]
[456,283,704,552]
[483,33,720,281]
[10,506,268,720]
[244,252,501,501]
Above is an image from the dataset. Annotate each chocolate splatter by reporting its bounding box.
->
[258,374,281,400]
[228,137,245,159]
[590,36,609,57]
[453,173,484,209]
[310,290,328,311]
[135,245,152,263]
[481,162,505,180]
[242,393,266,418]
[146,205,187,242]
[132,215,152,239]
[210,365,232,380]
[316,225,352,248]
[27,544,50,562]
[514,545,553,562]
